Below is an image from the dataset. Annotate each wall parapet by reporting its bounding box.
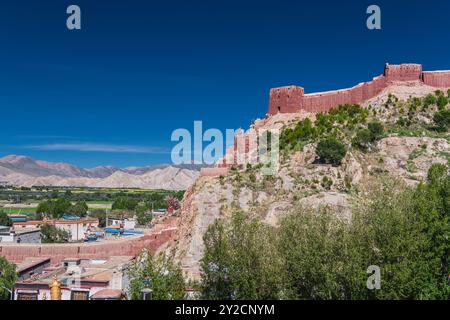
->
[268,63,450,115]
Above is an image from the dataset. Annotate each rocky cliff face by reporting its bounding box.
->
[171,81,450,279]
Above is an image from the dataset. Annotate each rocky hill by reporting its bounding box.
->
[0,156,201,190]
[169,81,450,279]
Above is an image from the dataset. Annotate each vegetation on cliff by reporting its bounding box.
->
[200,164,450,300]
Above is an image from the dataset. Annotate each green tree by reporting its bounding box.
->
[112,197,139,211]
[135,204,152,226]
[36,198,72,219]
[128,250,186,300]
[201,212,285,299]
[316,138,347,165]
[66,201,88,217]
[40,224,70,243]
[0,211,11,227]
[0,257,17,300]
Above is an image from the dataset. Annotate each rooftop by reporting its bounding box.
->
[16,256,134,287]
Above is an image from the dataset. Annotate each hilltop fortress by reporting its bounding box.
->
[200,63,450,177]
[268,63,450,115]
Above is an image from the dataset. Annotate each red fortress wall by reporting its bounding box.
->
[268,63,450,115]
[0,222,177,265]
[199,63,450,177]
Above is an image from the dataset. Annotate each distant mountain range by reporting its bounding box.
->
[0,155,203,190]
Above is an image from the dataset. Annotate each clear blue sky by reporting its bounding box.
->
[0,0,449,167]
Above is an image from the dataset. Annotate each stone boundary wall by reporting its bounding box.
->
[0,222,177,265]
[268,63,449,115]
[423,71,450,88]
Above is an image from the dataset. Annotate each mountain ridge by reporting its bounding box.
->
[0,155,204,190]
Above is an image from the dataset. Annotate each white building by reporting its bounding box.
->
[13,218,99,242]
[107,217,136,230]
[0,226,41,243]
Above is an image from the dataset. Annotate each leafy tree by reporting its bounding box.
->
[0,211,11,227]
[128,250,186,300]
[135,204,152,226]
[40,224,70,243]
[112,197,139,211]
[165,195,181,211]
[316,138,347,165]
[36,198,72,219]
[66,201,88,217]
[278,206,360,299]
[201,212,285,299]
[0,257,17,300]
[89,209,107,227]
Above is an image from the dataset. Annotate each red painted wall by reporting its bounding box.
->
[0,223,177,265]
[423,71,450,88]
[268,63,450,115]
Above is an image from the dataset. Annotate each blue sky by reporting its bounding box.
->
[0,0,449,168]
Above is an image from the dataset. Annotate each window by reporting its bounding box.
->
[71,290,89,300]
[17,292,38,300]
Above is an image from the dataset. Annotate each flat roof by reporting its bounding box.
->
[17,257,51,274]
[90,289,123,299]
[17,256,134,286]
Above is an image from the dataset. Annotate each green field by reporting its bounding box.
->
[0,207,37,215]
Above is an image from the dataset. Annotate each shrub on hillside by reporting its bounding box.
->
[352,128,373,151]
[368,121,384,140]
[316,138,347,165]
[437,95,448,110]
[424,94,437,107]
[433,109,450,132]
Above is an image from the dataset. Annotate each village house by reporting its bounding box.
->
[13,256,133,300]
[13,218,99,242]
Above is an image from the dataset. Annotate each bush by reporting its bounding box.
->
[437,95,448,109]
[368,121,384,140]
[424,94,437,107]
[352,128,373,151]
[433,109,450,132]
[316,138,347,165]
